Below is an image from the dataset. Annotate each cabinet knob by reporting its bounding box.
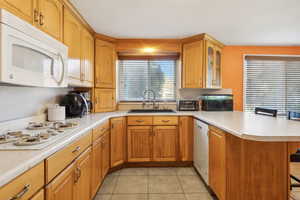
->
[34,9,39,23]
[39,13,44,26]
[9,184,31,200]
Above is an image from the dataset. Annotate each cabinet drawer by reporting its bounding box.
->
[46,131,92,183]
[0,162,44,200]
[153,116,178,125]
[128,116,153,125]
[31,189,44,200]
[93,121,110,141]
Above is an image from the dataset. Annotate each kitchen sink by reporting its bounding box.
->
[128,109,176,113]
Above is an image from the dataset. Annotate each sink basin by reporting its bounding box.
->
[128,109,176,113]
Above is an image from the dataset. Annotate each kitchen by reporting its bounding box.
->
[0,0,300,200]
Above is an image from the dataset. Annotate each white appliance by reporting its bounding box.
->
[47,104,66,122]
[194,118,209,184]
[0,9,68,87]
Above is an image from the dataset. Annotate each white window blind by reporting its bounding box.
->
[244,56,300,115]
[119,59,177,101]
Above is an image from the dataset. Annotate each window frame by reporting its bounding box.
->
[243,54,300,115]
[117,58,179,102]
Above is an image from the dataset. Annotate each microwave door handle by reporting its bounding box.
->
[57,53,65,86]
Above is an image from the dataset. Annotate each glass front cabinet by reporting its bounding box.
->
[205,41,222,88]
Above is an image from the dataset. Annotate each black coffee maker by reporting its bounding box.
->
[60,92,89,118]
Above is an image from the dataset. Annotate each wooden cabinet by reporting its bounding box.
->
[110,117,126,167]
[38,0,63,41]
[74,148,91,200]
[91,137,103,198]
[0,162,44,200]
[64,8,82,84]
[209,128,226,200]
[182,40,204,88]
[127,126,152,162]
[94,88,116,112]
[182,34,224,89]
[0,0,37,24]
[31,189,44,200]
[95,39,116,89]
[46,162,75,200]
[81,28,94,87]
[179,116,193,161]
[101,131,110,177]
[153,126,178,162]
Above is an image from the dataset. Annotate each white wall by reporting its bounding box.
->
[0,86,71,122]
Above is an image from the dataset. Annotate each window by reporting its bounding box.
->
[119,59,177,101]
[244,56,300,115]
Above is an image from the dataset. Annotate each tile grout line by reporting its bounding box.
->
[176,170,189,200]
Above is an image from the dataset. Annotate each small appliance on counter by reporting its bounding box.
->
[287,111,300,121]
[201,94,233,111]
[60,92,89,118]
[178,100,199,111]
[47,104,66,121]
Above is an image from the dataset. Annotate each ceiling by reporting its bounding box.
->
[70,0,300,45]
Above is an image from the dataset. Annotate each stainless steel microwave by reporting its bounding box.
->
[201,94,233,111]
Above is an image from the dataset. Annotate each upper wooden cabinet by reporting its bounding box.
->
[182,34,224,89]
[0,0,37,24]
[94,88,116,112]
[110,117,126,167]
[81,28,94,87]
[38,0,63,41]
[64,8,94,87]
[95,39,116,89]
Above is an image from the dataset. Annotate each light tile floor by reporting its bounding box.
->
[94,167,214,200]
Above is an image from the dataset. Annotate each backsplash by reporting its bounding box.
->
[178,88,233,99]
[0,86,72,122]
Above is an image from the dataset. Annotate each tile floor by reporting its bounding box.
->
[93,167,214,200]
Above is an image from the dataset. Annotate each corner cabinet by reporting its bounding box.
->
[110,117,126,167]
[95,39,116,89]
[182,34,224,89]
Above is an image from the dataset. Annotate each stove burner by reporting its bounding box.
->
[7,131,23,137]
[27,122,51,130]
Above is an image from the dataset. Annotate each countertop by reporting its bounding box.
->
[1,111,300,187]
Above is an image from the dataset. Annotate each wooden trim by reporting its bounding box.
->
[95,33,117,43]
[118,55,180,60]
[181,33,224,48]
[62,0,95,35]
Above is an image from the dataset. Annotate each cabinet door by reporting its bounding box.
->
[179,117,193,161]
[38,0,63,41]
[91,138,103,198]
[110,117,126,167]
[182,40,203,88]
[95,39,116,88]
[1,0,37,24]
[209,130,226,200]
[74,148,91,200]
[30,189,44,200]
[101,131,110,177]
[64,8,82,84]
[81,28,94,87]
[205,42,222,88]
[94,89,116,112]
[46,162,75,200]
[153,126,178,162]
[127,126,152,162]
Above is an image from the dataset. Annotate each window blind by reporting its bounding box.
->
[119,59,177,101]
[244,56,300,115]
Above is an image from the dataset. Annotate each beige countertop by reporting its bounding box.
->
[1,111,300,187]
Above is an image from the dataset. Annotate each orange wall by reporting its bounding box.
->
[222,46,300,111]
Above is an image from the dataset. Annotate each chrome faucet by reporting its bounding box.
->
[142,89,159,110]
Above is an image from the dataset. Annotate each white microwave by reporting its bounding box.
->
[0,9,68,87]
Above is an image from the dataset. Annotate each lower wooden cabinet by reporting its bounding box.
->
[31,189,44,200]
[209,128,226,200]
[46,148,92,200]
[74,148,92,200]
[179,116,193,161]
[91,137,103,198]
[94,89,116,112]
[46,162,76,200]
[127,126,152,162]
[101,131,110,177]
[153,126,178,162]
[110,117,126,167]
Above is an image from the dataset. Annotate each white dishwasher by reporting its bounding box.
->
[193,118,209,184]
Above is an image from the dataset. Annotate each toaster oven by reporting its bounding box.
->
[178,100,199,111]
